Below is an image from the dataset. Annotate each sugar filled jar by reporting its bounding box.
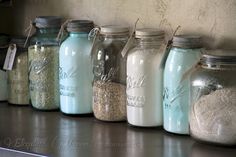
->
[8,37,29,105]
[0,34,9,101]
[126,28,165,127]
[91,25,129,121]
[163,35,202,134]
[190,51,236,146]
[28,16,62,110]
[59,20,94,115]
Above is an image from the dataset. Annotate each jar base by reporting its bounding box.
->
[61,112,94,117]
[128,122,162,129]
[31,105,59,112]
[94,118,126,123]
[8,102,29,106]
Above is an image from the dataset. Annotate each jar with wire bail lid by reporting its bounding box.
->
[91,25,129,121]
[190,50,236,146]
[59,20,94,115]
[163,35,202,134]
[8,37,29,105]
[28,16,62,110]
[126,28,165,127]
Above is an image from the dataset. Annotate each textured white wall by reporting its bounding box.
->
[7,0,236,49]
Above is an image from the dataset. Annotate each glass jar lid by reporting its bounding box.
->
[100,25,129,35]
[173,35,202,49]
[34,16,62,28]
[67,20,94,33]
[10,36,27,48]
[135,28,164,39]
[201,50,236,65]
[0,34,9,47]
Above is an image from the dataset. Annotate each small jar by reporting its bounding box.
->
[91,25,129,121]
[59,20,94,115]
[28,16,62,110]
[163,35,202,134]
[190,51,236,146]
[127,28,165,127]
[8,37,29,105]
[0,34,9,101]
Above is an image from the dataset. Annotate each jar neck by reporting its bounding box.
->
[69,32,88,37]
[136,37,163,47]
[100,34,129,41]
[36,27,60,35]
[201,62,236,70]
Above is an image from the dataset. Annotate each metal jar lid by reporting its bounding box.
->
[0,34,9,47]
[10,36,27,48]
[135,28,165,39]
[100,25,129,35]
[201,50,236,65]
[35,16,62,28]
[172,35,202,49]
[67,20,94,33]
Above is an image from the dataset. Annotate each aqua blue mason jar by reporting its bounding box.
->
[59,20,94,115]
[28,16,62,111]
[163,35,202,134]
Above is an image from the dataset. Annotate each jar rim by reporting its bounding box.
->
[10,36,27,47]
[173,35,202,49]
[35,16,62,28]
[67,20,94,33]
[135,28,164,39]
[100,25,129,35]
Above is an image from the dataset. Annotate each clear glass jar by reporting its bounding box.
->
[0,34,9,101]
[127,28,164,127]
[163,35,202,134]
[190,51,236,146]
[8,37,29,105]
[91,25,129,121]
[28,16,61,110]
[59,20,94,115]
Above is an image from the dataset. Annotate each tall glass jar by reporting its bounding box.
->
[127,28,164,127]
[190,51,236,146]
[163,35,202,134]
[91,25,129,121]
[59,20,94,115]
[8,37,29,105]
[0,34,9,101]
[28,16,61,110]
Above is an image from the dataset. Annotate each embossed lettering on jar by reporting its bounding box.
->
[127,28,165,127]
[91,25,129,121]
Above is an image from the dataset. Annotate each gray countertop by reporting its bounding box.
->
[0,103,235,157]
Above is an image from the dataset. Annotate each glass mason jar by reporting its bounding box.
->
[28,16,61,110]
[163,35,202,134]
[59,20,94,115]
[0,34,9,101]
[127,28,164,127]
[8,37,29,105]
[91,25,129,121]
[190,51,236,146]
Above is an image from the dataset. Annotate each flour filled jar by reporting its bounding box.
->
[59,20,94,115]
[190,51,236,146]
[91,25,129,121]
[127,28,165,127]
[28,16,62,110]
[8,37,29,105]
[163,35,202,134]
[0,34,9,101]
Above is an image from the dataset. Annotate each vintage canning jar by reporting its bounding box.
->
[163,35,202,134]
[190,51,236,146]
[59,20,94,115]
[28,16,62,110]
[8,37,29,105]
[91,25,129,121]
[126,28,165,127]
[0,34,9,101]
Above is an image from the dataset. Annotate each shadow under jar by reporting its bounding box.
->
[91,25,129,121]
[190,50,236,146]
[28,16,62,111]
[8,37,29,105]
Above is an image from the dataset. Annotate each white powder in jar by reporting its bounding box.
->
[190,88,236,145]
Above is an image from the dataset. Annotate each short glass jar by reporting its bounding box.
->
[91,25,129,121]
[28,16,61,110]
[59,20,94,115]
[0,34,9,101]
[190,50,236,146]
[163,35,202,134]
[8,37,29,105]
[127,28,165,127]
